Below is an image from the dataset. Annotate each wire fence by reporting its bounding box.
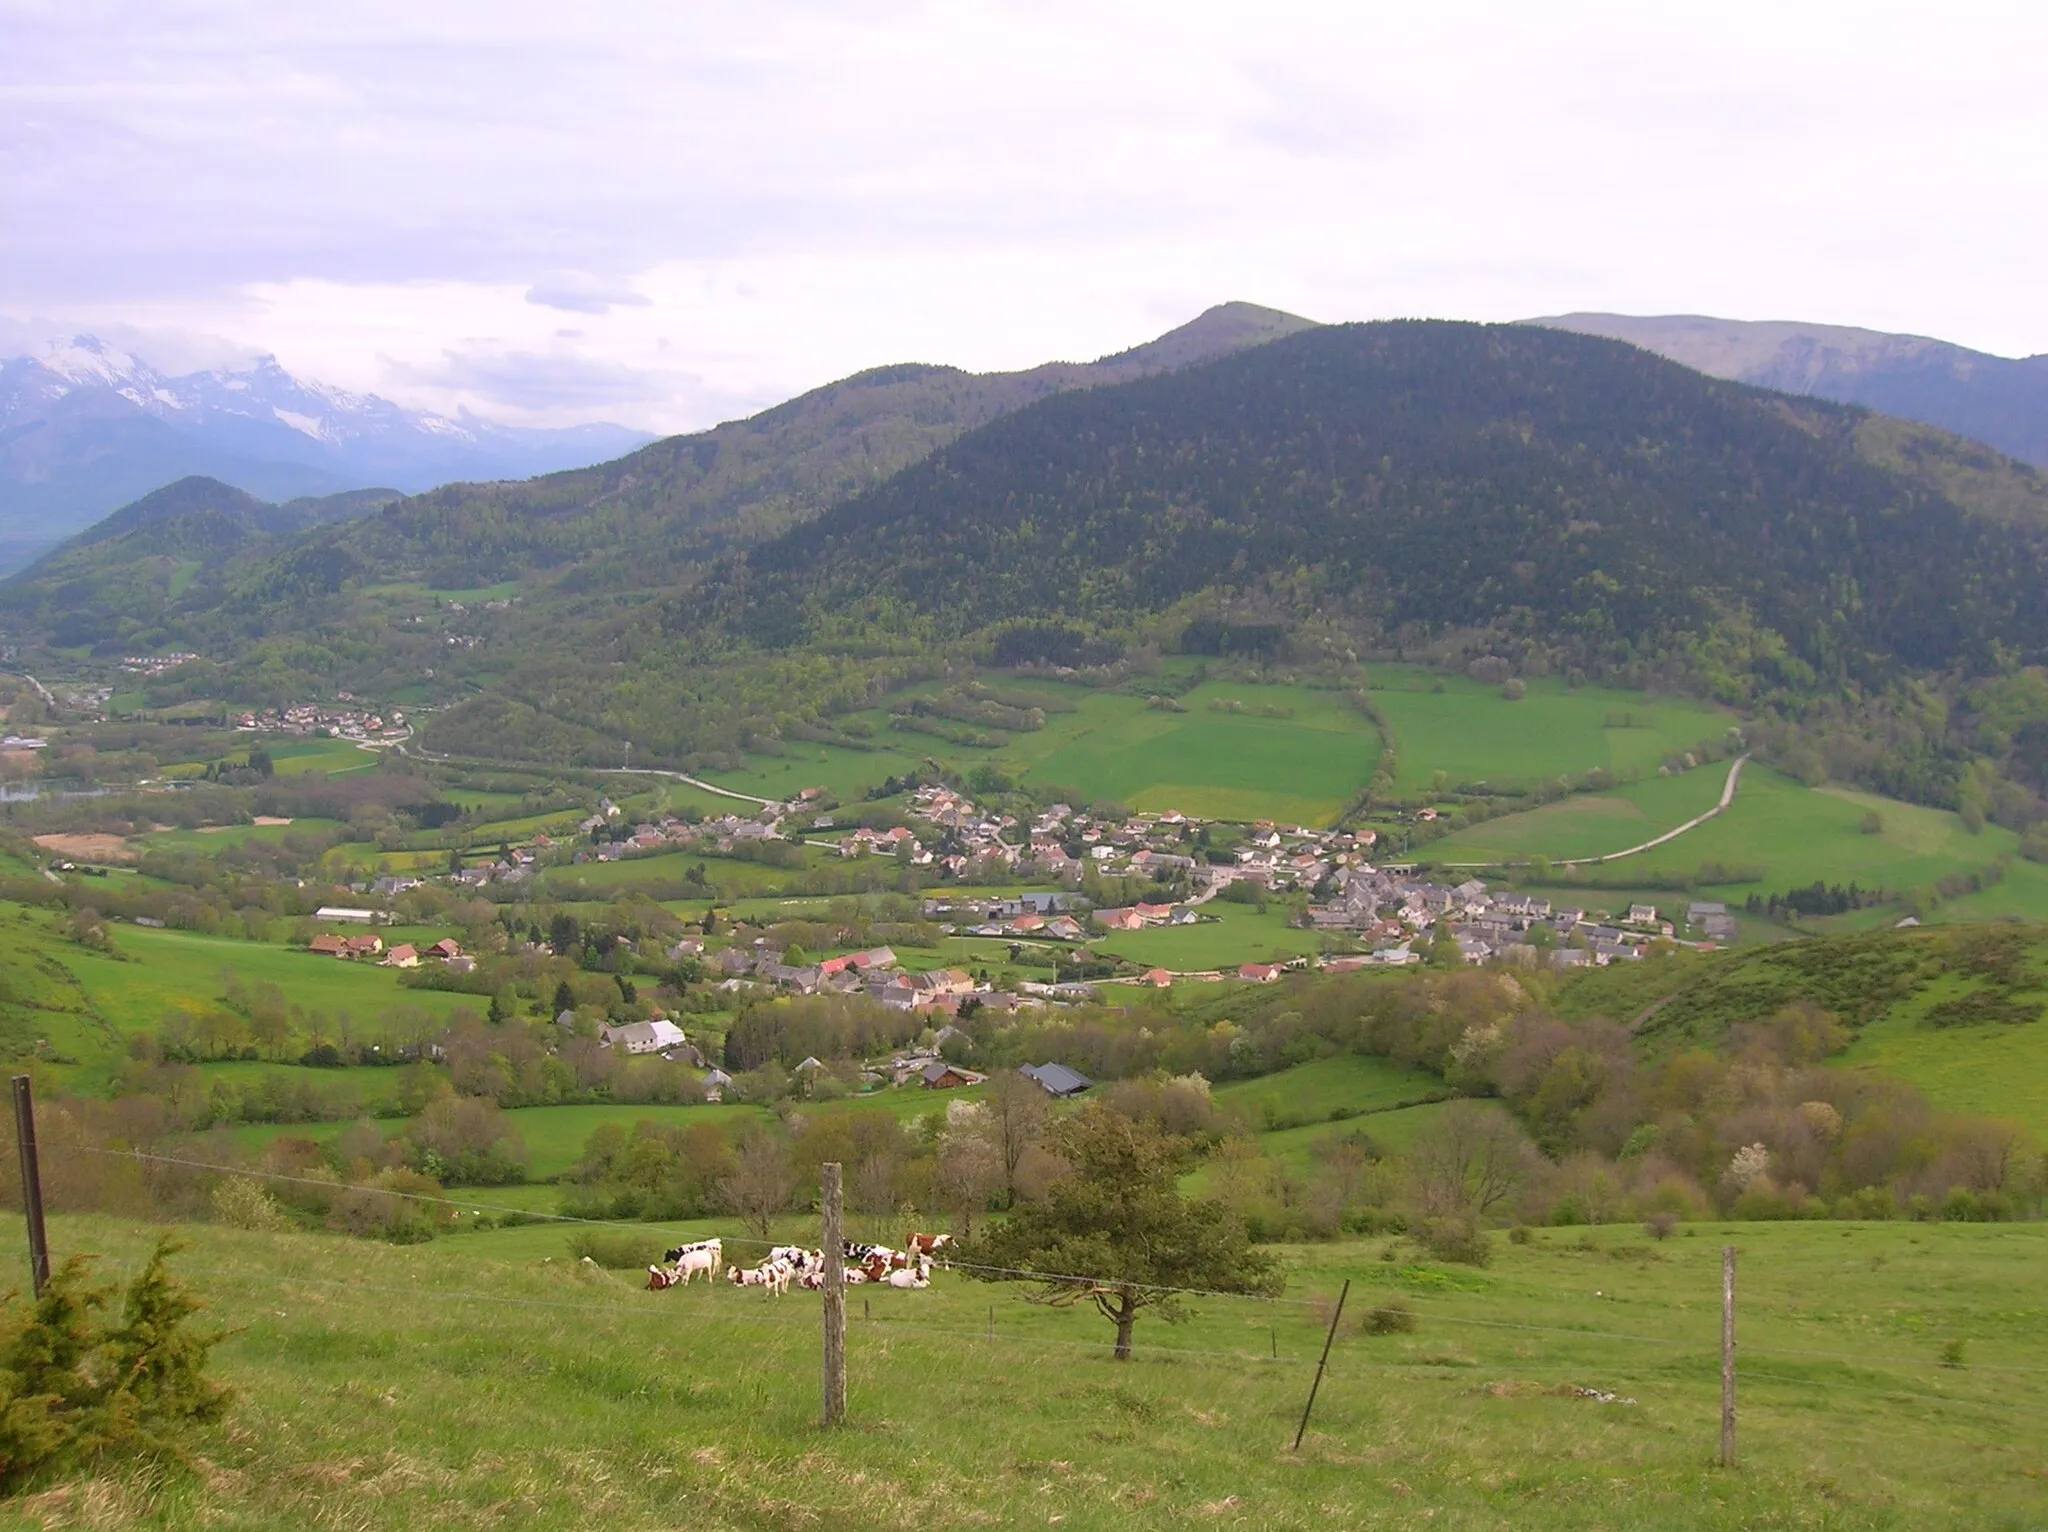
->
[29,1144,2048,1453]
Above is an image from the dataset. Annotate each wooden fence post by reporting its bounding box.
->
[1292,1279,1350,1451]
[1720,1245,1737,1469]
[11,1077,49,1299]
[821,1163,846,1428]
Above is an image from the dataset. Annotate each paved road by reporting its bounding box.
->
[601,766,778,808]
[1441,753,1750,871]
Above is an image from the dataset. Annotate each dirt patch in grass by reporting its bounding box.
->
[31,833,136,863]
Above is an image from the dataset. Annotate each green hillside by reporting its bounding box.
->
[1557,924,2048,1119]
[728,322,2048,687]
[17,1211,2048,1528]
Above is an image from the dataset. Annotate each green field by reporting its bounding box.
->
[691,670,1763,830]
[264,736,382,777]
[699,741,931,806]
[1211,1054,1440,1127]
[1431,765,2039,913]
[20,1210,2048,1528]
[698,677,1382,826]
[1428,766,1730,864]
[45,923,484,1081]
[1001,682,1378,824]
[138,817,343,853]
[1088,904,1325,971]
[1369,669,1734,792]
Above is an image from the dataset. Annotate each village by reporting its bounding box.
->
[231,699,411,743]
[322,771,1726,1058]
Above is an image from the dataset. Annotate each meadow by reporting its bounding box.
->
[1087,904,1326,971]
[1430,764,2048,920]
[694,676,1383,826]
[1367,668,1735,793]
[687,668,1766,834]
[137,817,342,854]
[12,1210,2046,1529]
[264,737,381,777]
[0,916,489,1088]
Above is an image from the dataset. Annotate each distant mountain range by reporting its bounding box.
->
[1531,315,2048,469]
[0,336,652,574]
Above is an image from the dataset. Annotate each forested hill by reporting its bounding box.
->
[292,301,1318,591]
[0,477,396,643]
[724,321,2048,694]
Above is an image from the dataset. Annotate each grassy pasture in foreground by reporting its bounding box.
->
[16,1213,2048,1529]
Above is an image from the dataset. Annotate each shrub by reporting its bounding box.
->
[1643,1211,1678,1241]
[1507,1224,1532,1245]
[211,1175,290,1232]
[0,1238,230,1493]
[1939,1338,1967,1369]
[1417,1215,1491,1267]
[567,1230,666,1269]
[1361,1300,1418,1335]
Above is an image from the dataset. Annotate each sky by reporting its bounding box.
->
[4,0,2046,432]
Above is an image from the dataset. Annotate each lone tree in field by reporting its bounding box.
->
[962,1107,1280,1360]
[721,1129,797,1240]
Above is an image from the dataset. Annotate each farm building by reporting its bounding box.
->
[1021,1062,1092,1098]
[920,1062,987,1090]
[600,1019,689,1056]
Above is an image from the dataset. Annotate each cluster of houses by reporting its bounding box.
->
[231,700,408,742]
[703,941,1055,1016]
[449,843,544,889]
[1306,870,1689,968]
[119,652,201,677]
[305,931,474,971]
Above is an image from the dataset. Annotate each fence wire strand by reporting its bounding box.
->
[43,1147,2048,1402]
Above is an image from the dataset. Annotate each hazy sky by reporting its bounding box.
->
[4,0,2045,430]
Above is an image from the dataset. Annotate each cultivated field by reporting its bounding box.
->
[13,1211,2044,1530]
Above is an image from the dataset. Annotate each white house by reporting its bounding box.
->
[600,1019,688,1055]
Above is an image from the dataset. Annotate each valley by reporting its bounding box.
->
[5,311,2048,1527]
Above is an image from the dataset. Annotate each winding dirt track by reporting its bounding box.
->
[1441,754,1749,871]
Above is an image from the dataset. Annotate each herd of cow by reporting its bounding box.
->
[646,1232,955,1293]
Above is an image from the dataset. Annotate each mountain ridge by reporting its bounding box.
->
[0,335,653,572]
[1530,313,2048,469]
[713,320,2048,693]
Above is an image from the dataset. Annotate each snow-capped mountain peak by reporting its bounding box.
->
[33,333,154,389]
[0,333,654,555]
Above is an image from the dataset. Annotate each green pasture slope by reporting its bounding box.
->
[1368,668,1733,793]
[22,1211,2048,1528]
[699,676,1383,825]
[138,817,343,854]
[1211,1054,1441,1128]
[1428,765,1730,864]
[1004,681,1377,824]
[693,668,1757,830]
[1430,762,2048,918]
[1557,924,2048,1130]
[0,914,488,1087]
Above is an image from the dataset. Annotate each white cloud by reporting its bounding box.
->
[3,0,2045,430]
